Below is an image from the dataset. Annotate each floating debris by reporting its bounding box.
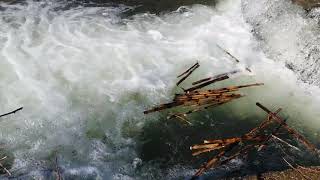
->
[144,62,262,125]
[216,44,252,72]
[177,62,200,86]
[190,103,319,179]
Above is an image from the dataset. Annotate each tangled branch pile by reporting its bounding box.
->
[143,62,320,179]
[191,103,319,179]
[144,62,262,125]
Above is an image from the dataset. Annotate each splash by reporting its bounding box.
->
[0,0,319,179]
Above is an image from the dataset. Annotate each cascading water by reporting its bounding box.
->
[0,0,319,179]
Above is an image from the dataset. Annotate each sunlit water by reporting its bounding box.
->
[0,0,319,179]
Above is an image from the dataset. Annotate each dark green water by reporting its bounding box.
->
[0,0,320,179]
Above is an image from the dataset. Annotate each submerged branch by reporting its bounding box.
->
[190,103,319,178]
[256,102,318,153]
[143,62,318,179]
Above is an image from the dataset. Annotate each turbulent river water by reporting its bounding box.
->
[0,0,320,179]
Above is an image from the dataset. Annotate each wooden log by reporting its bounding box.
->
[167,98,239,120]
[144,93,240,115]
[193,151,226,178]
[176,63,200,86]
[174,93,242,102]
[192,70,240,85]
[167,113,192,125]
[192,147,221,156]
[143,102,183,114]
[185,75,230,92]
[191,143,224,150]
[177,62,199,78]
[216,44,252,72]
[256,103,318,153]
[245,108,282,137]
[185,82,264,95]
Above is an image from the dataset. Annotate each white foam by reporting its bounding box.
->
[0,0,319,178]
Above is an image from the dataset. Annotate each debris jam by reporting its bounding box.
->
[144,62,320,179]
[0,0,320,179]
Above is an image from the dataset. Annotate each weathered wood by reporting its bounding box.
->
[167,96,241,120]
[185,74,230,92]
[177,62,199,78]
[245,108,282,137]
[190,106,303,178]
[256,103,318,153]
[193,151,226,178]
[192,70,240,85]
[176,63,200,86]
[143,102,183,114]
[216,44,252,72]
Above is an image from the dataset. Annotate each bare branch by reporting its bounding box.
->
[0,107,23,118]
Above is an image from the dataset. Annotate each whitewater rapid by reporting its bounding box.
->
[0,0,319,179]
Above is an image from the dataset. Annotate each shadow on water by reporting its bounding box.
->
[0,0,216,16]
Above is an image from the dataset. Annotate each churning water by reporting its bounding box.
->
[0,0,319,179]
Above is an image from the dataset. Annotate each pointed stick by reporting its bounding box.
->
[167,113,192,125]
[282,158,312,180]
[193,151,226,178]
[245,108,282,137]
[216,44,252,72]
[177,63,200,86]
[272,135,301,151]
[190,107,294,178]
[256,103,318,153]
[212,83,264,93]
[174,93,243,103]
[191,143,224,151]
[144,102,183,114]
[169,96,243,121]
[185,74,230,92]
[192,126,280,178]
[192,70,240,85]
[177,62,199,78]
[0,107,23,118]
[186,83,264,96]
[192,147,221,156]
[186,82,264,93]
[0,161,11,176]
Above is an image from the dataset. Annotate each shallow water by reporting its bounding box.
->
[0,0,319,179]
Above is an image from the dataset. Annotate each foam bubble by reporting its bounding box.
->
[0,0,319,178]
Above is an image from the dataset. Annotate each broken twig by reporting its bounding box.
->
[0,107,23,118]
[177,62,200,86]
